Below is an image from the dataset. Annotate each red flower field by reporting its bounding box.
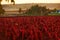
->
[0,16,60,40]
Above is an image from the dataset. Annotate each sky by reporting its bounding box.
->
[1,0,60,4]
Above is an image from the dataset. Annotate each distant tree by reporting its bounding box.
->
[0,4,5,15]
[25,5,41,15]
[53,8,57,12]
[19,8,21,13]
[24,5,50,16]
[30,5,39,12]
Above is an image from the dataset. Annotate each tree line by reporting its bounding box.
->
[0,3,57,16]
[19,5,57,16]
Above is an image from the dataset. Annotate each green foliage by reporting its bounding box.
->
[30,5,40,12]
[24,5,50,16]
